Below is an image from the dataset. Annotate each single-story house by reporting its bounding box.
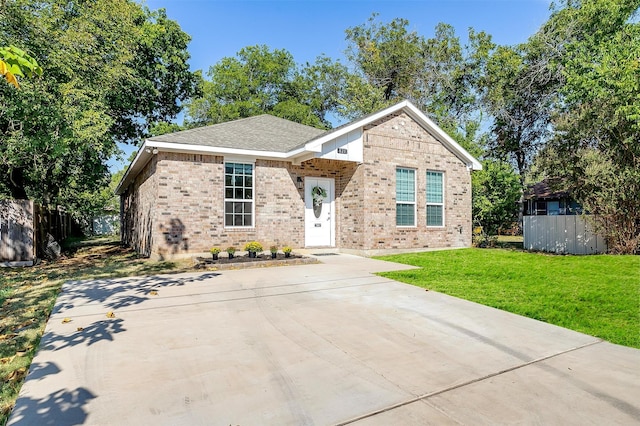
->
[523,180,582,216]
[116,100,482,259]
[522,180,606,254]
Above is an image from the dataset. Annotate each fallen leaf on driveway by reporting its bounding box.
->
[149,290,158,296]
[106,312,115,318]
[76,327,84,332]
[61,318,72,324]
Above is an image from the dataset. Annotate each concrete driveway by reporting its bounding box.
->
[9,253,640,425]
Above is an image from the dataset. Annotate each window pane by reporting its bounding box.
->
[427,205,443,226]
[426,171,443,203]
[396,203,415,226]
[225,163,253,227]
[396,168,415,202]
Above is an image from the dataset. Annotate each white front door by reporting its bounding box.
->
[304,177,334,247]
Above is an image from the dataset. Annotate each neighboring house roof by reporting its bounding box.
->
[524,180,571,200]
[116,100,482,195]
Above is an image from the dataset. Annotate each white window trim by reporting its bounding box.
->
[396,167,417,228]
[426,170,445,228]
[224,161,255,229]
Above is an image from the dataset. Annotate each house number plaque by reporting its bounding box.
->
[337,148,348,154]
[315,223,322,227]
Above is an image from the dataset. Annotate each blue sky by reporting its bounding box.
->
[112,0,553,171]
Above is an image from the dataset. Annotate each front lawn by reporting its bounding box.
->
[376,249,640,349]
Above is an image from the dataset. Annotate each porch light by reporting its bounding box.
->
[296,176,304,190]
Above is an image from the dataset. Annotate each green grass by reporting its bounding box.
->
[0,238,194,425]
[376,249,640,349]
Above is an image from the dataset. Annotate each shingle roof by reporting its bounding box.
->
[148,114,326,153]
[524,180,571,200]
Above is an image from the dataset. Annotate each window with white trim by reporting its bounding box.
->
[426,171,444,227]
[224,162,253,227]
[396,167,416,226]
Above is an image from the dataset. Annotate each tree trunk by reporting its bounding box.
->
[8,167,28,199]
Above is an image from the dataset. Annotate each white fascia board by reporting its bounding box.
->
[145,140,290,160]
[403,103,482,171]
[114,141,152,195]
[304,100,410,152]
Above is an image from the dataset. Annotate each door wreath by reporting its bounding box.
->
[311,185,326,218]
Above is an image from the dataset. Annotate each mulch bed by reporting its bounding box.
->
[194,253,319,270]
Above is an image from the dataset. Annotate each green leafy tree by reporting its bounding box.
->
[472,159,521,238]
[342,15,493,134]
[538,0,640,253]
[0,0,198,225]
[186,45,343,129]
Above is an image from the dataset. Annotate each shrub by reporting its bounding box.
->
[243,241,263,253]
[209,247,221,254]
[270,245,278,253]
[226,246,236,254]
[282,246,292,254]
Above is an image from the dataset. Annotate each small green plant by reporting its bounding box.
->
[226,246,236,254]
[282,246,292,254]
[270,245,278,254]
[244,241,263,253]
[209,247,221,254]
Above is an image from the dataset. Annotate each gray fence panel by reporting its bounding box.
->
[523,215,607,254]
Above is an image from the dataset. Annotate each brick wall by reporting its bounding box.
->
[143,154,357,258]
[121,155,158,257]
[357,113,473,252]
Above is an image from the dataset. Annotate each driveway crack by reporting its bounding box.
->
[334,339,603,425]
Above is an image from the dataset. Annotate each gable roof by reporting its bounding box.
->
[148,114,325,153]
[116,100,481,195]
[300,100,481,172]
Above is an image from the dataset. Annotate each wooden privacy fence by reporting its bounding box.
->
[523,215,607,255]
[0,199,74,264]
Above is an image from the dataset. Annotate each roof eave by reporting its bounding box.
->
[114,142,151,195]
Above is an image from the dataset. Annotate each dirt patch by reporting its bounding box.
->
[194,253,318,270]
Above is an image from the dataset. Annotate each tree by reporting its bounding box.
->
[537,0,640,253]
[472,159,521,239]
[186,45,344,129]
[0,45,42,87]
[342,14,493,135]
[0,0,198,224]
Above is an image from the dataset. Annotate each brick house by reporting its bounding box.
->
[116,100,481,259]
